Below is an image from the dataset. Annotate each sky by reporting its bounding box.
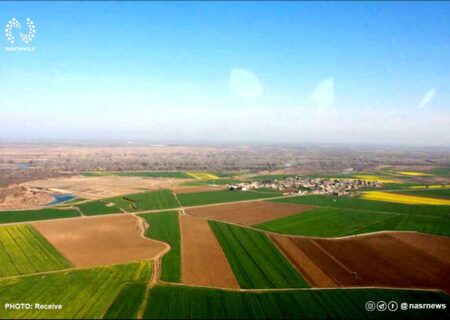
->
[0,1,449,146]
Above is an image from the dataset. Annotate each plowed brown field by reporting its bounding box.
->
[32,214,168,267]
[186,201,312,225]
[271,232,450,293]
[180,215,239,289]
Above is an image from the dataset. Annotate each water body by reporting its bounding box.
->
[47,194,75,206]
[16,163,30,169]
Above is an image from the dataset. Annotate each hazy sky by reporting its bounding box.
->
[1,2,449,145]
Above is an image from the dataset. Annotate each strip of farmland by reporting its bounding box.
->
[392,188,450,200]
[0,262,151,319]
[81,171,192,178]
[255,207,450,237]
[178,190,283,207]
[144,284,450,319]
[209,221,309,289]
[106,190,179,212]
[272,195,450,218]
[180,216,239,289]
[103,282,147,319]
[140,211,181,282]
[0,225,71,277]
[0,208,80,224]
[186,201,313,226]
[76,200,122,215]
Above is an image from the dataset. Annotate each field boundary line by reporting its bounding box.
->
[154,281,446,294]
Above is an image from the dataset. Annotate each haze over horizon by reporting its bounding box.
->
[1,2,449,146]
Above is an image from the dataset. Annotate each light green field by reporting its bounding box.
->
[209,221,309,289]
[0,262,151,319]
[178,190,282,207]
[140,211,181,282]
[0,225,71,277]
[144,284,450,319]
[255,207,450,237]
[76,200,122,215]
[106,190,179,212]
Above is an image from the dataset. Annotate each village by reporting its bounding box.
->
[226,176,383,196]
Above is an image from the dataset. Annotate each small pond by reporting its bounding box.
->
[47,194,76,206]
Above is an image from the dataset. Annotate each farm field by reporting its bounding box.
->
[81,171,192,178]
[104,282,147,319]
[32,215,167,267]
[140,211,181,282]
[426,167,450,177]
[273,195,450,219]
[180,216,239,289]
[360,191,450,206]
[256,206,450,237]
[187,201,313,225]
[0,208,80,224]
[270,232,450,293]
[186,172,220,180]
[0,225,71,277]
[144,284,450,319]
[0,262,151,319]
[177,190,282,207]
[76,200,122,215]
[108,190,179,212]
[181,178,245,186]
[389,188,450,200]
[209,221,309,289]
[398,171,432,176]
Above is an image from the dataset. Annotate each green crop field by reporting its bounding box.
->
[395,188,450,200]
[0,225,71,277]
[177,190,282,207]
[255,207,450,237]
[144,284,450,319]
[209,221,308,289]
[77,200,122,215]
[426,167,450,176]
[181,178,244,186]
[140,211,181,282]
[273,195,450,219]
[103,282,147,319]
[103,190,179,212]
[0,261,151,319]
[81,171,192,178]
[125,190,179,211]
[0,208,80,224]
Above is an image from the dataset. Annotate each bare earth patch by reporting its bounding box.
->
[23,176,186,199]
[32,214,168,267]
[271,232,450,293]
[180,215,239,289]
[186,201,313,225]
[0,185,53,210]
